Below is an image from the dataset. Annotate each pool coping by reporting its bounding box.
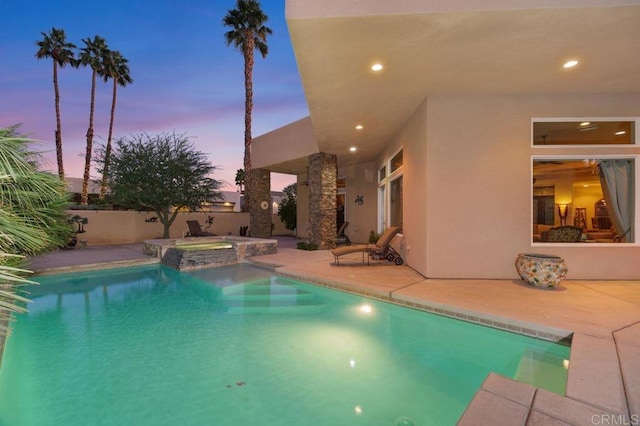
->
[30,257,160,276]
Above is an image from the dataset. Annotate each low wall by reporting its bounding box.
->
[149,236,278,270]
[65,210,292,245]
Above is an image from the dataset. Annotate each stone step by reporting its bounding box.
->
[223,298,326,314]
[514,348,569,395]
[222,280,312,297]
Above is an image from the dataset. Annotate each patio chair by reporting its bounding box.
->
[334,222,351,247]
[331,226,401,265]
[186,220,216,237]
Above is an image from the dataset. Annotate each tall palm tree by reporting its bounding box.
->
[223,0,271,212]
[78,36,109,205]
[35,27,77,181]
[99,50,133,199]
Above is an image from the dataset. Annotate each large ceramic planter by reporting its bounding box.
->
[515,253,567,289]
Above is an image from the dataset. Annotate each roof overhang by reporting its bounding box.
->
[278,0,640,169]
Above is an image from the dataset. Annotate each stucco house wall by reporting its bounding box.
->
[339,161,379,244]
[253,117,318,170]
[423,93,640,279]
[376,98,429,275]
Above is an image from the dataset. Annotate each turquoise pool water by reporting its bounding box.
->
[0,264,570,425]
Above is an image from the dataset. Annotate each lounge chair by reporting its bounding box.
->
[331,226,402,265]
[186,220,216,237]
[334,222,351,247]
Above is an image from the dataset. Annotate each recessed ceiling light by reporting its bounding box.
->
[349,147,357,152]
[355,125,363,130]
[371,63,383,71]
[615,130,626,135]
[563,60,579,68]
[580,122,590,127]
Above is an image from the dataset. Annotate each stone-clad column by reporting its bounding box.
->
[308,152,337,249]
[250,168,272,238]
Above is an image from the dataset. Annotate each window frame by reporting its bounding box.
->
[530,154,639,246]
[531,117,639,148]
[378,147,404,233]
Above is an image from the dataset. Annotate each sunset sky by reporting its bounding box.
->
[0,0,307,191]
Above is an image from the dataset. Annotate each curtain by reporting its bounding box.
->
[599,159,635,243]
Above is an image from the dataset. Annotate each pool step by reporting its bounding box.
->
[514,348,569,395]
[224,298,326,314]
[221,280,325,314]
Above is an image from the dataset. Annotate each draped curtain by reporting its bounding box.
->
[599,159,635,243]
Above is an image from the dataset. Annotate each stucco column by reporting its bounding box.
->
[308,152,337,249]
[249,168,272,238]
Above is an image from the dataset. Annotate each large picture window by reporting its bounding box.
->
[532,157,636,244]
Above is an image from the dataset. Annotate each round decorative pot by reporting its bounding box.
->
[515,253,567,289]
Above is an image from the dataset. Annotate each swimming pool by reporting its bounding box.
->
[0,264,570,425]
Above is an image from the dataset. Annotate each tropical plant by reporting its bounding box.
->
[35,27,78,180]
[99,50,133,199]
[0,126,74,341]
[278,183,297,231]
[223,0,272,215]
[78,35,110,205]
[99,132,223,238]
[296,241,318,251]
[235,168,245,193]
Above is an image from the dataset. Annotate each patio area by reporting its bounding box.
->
[26,236,640,425]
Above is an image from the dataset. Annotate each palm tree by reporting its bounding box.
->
[35,27,78,181]
[99,50,133,199]
[78,36,109,205]
[235,168,245,193]
[0,126,73,341]
[223,0,271,212]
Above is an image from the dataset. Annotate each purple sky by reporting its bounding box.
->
[0,0,307,191]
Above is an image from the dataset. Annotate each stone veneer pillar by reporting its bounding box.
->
[308,152,337,249]
[250,168,272,238]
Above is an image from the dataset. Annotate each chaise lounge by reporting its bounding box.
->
[186,220,216,237]
[334,221,351,247]
[331,226,401,265]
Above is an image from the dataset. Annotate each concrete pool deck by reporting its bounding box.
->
[27,238,640,425]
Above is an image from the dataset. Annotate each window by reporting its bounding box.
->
[378,148,403,231]
[532,157,637,244]
[533,119,637,146]
[390,176,403,228]
[378,166,386,182]
[532,118,638,245]
[390,150,403,173]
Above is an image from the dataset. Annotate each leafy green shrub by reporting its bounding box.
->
[296,241,318,251]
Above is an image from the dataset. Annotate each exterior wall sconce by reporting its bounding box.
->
[558,204,569,225]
